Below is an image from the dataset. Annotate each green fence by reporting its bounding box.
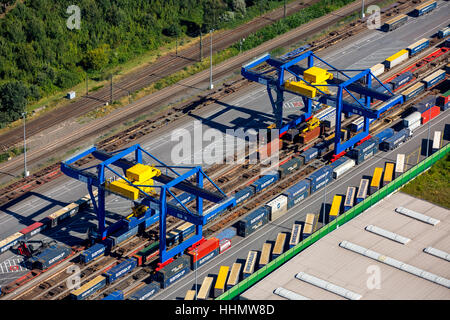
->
[216,143,450,300]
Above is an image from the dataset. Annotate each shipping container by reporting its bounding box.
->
[412,0,437,17]
[0,232,24,253]
[298,126,321,144]
[283,180,310,209]
[370,63,385,77]
[19,222,45,240]
[187,238,219,268]
[278,157,302,178]
[259,242,272,268]
[356,179,369,203]
[161,266,190,289]
[314,106,335,122]
[289,224,302,248]
[436,90,450,106]
[328,195,342,222]
[421,106,440,124]
[234,186,255,205]
[266,195,288,222]
[406,38,430,56]
[380,129,411,151]
[432,131,442,153]
[348,138,379,163]
[373,82,393,95]
[415,96,436,113]
[128,283,160,300]
[344,187,356,211]
[237,206,270,237]
[402,82,425,101]
[32,245,72,270]
[332,157,355,179]
[383,163,395,186]
[102,290,124,300]
[307,166,332,185]
[175,222,196,240]
[272,233,287,259]
[134,241,159,266]
[70,275,106,300]
[243,251,258,279]
[395,154,405,178]
[384,49,408,68]
[438,26,450,39]
[310,176,332,194]
[382,14,407,32]
[375,128,395,144]
[315,140,330,157]
[443,101,450,111]
[302,214,317,240]
[285,190,308,209]
[283,128,300,143]
[300,147,319,164]
[348,116,375,132]
[214,266,230,298]
[403,112,421,129]
[191,247,219,270]
[251,174,279,193]
[108,225,138,247]
[216,228,237,242]
[155,256,190,283]
[422,70,446,89]
[370,167,384,194]
[80,243,106,264]
[226,263,242,290]
[390,72,413,90]
[184,290,196,300]
[103,258,137,283]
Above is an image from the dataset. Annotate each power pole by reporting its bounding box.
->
[200,29,203,61]
[362,0,365,18]
[209,29,214,90]
[110,74,113,105]
[22,112,28,177]
[86,73,88,96]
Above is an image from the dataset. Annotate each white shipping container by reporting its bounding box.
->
[370,63,385,77]
[219,239,231,253]
[408,120,421,132]
[385,51,408,69]
[402,112,421,127]
[266,195,288,221]
[333,159,356,179]
[67,91,76,99]
[432,131,441,152]
[395,154,405,176]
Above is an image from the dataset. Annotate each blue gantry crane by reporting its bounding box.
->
[61,144,235,263]
[241,48,404,158]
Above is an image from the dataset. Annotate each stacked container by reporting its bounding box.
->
[103,258,137,283]
[265,195,288,221]
[154,256,190,288]
[375,128,394,144]
[237,206,270,237]
[380,128,411,151]
[307,166,332,194]
[187,238,220,270]
[348,138,379,164]
[283,180,310,209]
[403,112,421,131]
[421,106,440,124]
[300,147,319,164]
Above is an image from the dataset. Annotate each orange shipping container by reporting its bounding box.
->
[298,126,321,144]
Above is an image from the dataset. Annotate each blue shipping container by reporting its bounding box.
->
[251,174,279,193]
[381,129,410,151]
[237,206,270,237]
[103,258,137,283]
[438,27,450,38]
[307,166,332,185]
[216,227,237,241]
[32,245,72,270]
[422,70,446,89]
[375,128,395,143]
[161,266,190,289]
[300,148,319,164]
[102,290,124,300]
[80,243,106,264]
[128,283,160,300]
[310,176,332,194]
[283,180,310,199]
[390,72,413,90]
[286,190,309,209]
[109,225,138,247]
[234,186,255,205]
[414,96,436,113]
[414,1,437,16]
[72,276,107,300]
[192,248,219,270]
[407,39,430,56]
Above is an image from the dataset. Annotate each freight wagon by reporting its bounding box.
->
[384,49,409,69]
[328,195,342,222]
[243,251,258,279]
[278,158,302,178]
[197,276,214,300]
[344,187,356,212]
[259,242,272,268]
[0,232,24,254]
[102,290,124,300]
[226,263,242,290]
[348,116,375,132]
[19,222,45,241]
[70,275,106,300]
[438,27,450,39]
[300,147,319,164]
[356,179,369,203]
[272,233,287,260]
[103,258,137,283]
[402,82,425,101]
[422,70,446,89]
[128,283,160,300]
[168,192,195,207]
[406,38,429,56]
[289,224,302,248]
[234,186,255,205]
[382,14,407,32]
[395,154,405,178]
[251,174,279,193]
[390,72,413,90]
[28,245,72,270]
[216,227,236,242]
[214,266,230,298]
[80,243,106,264]
[370,167,384,194]
[133,241,159,266]
[412,0,437,17]
[237,206,270,237]
[348,138,379,164]
[380,128,411,151]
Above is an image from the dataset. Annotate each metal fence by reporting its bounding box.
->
[216,142,450,300]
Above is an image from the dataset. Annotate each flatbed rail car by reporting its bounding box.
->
[382,14,408,32]
[383,163,395,187]
[356,179,369,203]
[432,131,442,153]
[243,251,258,279]
[344,187,356,212]
[328,195,342,223]
[197,276,214,300]
[214,266,230,298]
[259,242,272,268]
[272,233,287,260]
[370,167,384,194]
[226,263,242,290]
[289,224,302,248]
[395,154,405,178]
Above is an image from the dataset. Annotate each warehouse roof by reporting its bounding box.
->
[240,192,450,300]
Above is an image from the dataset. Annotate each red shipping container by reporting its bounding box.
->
[298,126,321,144]
[187,237,219,263]
[421,106,440,124]
[19,222,44,239]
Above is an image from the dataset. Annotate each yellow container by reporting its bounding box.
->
[284,80,317,98]
[126,164,160,183]
[303,66,333,83]
[107,180,140,200]
[385,49,408,62]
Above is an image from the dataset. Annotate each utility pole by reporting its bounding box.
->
[209,29,214,90]
[176,32,178,57]
[22,112,29,177]
[86,73,88,96]
[110,74,113,105]
[199,29,203,61]
[362,0,365,18]
[426,104,431,157]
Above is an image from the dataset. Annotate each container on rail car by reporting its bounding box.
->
[80,243,106,264]
[70,275,106,300]
[381,128,411,151]
[19,222,45,240]
[348,116,375,133]
[266,195,288,222]
[356,179,369,203]
[188,238,220,270]
[402,82,425,101]
[234,186,255,205]
[375,128,395,144]
[332,157,355,179]
[384,49,408,69]
[278,158,302,178]
[214,266,230,298]
[438,26,450,39]
[237,206,270,237]
[344,187,356,212]
[0,232,24,254]
[175,222,196,241]
[300,147,319,164]
[412,0,437,17]
[108,225,138,247]
[432,131,442,153]
[370,63,385,77]
[30,245,72,270]
[272,233,287,260]
[243,251,258,279]
[128,283,160,300]
[103,258,137,283]
[251,174,279,193]
[283,179,310,209]
[161,266,190,289]
[390,72,413,90]
[307,166,332,185]
[226,263,242,290]
[155,256,190,282]
[422,70,446,89]
[289,224,302,248]
[406,38,430,56]
[133,241,159,266]
[382,14,407,32]
[102,290,124,300]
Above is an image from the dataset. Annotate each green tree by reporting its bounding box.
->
[82,44,110,71]
[0,81,30,126]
